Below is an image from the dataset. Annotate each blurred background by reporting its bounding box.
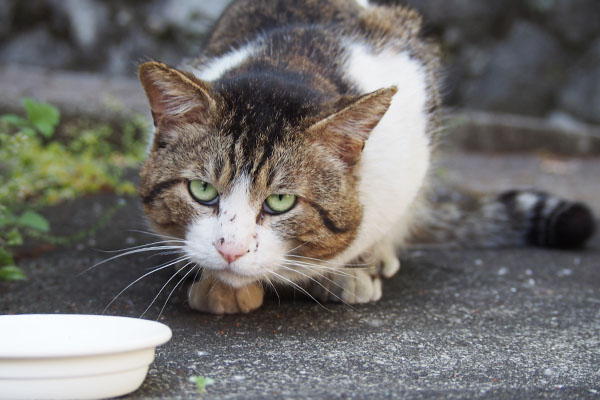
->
[0,0,599,125]
[0,0,598,282]
[1,3,599,396]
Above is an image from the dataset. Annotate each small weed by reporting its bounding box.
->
[0,98,148,279]
[189,376,215,395]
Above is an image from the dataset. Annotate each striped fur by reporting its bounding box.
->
[138,0,595,314]
[410,186,596,249]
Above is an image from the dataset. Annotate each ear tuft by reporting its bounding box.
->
[307,86,397,166]
[138,61,216,124]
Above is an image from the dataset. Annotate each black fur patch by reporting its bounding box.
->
[142,179,184,204]
[548,203,596,248]
[214,70,325,178]
[306,200,351,234]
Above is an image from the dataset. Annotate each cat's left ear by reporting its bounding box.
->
[306,86,397,166]
[138,61,216,125]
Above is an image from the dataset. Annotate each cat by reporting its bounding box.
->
[137,0,595,314]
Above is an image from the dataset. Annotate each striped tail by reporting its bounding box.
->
[497,190,595,248]
[412,188,596,248]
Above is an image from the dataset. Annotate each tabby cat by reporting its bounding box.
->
[137,0,595,314]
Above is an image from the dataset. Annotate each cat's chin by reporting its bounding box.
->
[214,269,259,288]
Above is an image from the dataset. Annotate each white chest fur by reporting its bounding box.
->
[333,40,431,264]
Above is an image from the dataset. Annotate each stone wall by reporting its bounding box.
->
[1,0,598,124]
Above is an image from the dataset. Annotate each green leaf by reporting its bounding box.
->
[189,376,215,394]
[21,127,38,137]
[0,215,15,229]
[0,248,15,267]
[18,211,50,232]
[6,229,23,246]
[0,265,27,281]
[0,114,30,128]
[22,97,60,138]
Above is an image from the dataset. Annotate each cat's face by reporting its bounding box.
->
[138,62,395,287]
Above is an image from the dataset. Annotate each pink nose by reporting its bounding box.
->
[215,239,248,264]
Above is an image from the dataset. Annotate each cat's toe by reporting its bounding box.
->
[371,277,383,301]
[304,267,383,305]
[188,278,240,314]
[188,279,212,312]
[341,269,374,304]
[372,241,401,278]
[208,283,240,314]
[381,256,400,278]
[234,283,264,313]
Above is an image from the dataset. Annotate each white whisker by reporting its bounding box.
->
[277,264,354,309]
[157,263,198,320]
[207,277,220,297]
[142,250,185,266]
[286,241,310,254]
[127,229,185,242]
[282,260,362,279]
[191,265,204,286]
[262,276,281,306]
[140,261,194,318]
[102,256,189,314]
[286,254,369,268]
[95,240,185,254]
[81,245,187,275]
[267,270,330,311]
[282,264,355,280]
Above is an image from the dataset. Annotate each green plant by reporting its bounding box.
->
[0,98,148,280]
[189,376,215,395]
[0,209,49,280]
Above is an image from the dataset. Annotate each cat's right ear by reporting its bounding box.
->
[138,61,216,126]
[306,86,397,166]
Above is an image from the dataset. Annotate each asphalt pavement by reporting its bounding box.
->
[1,153,598,399]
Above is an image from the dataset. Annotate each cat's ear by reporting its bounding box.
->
[306,86,397,166]
[138,61,216,124]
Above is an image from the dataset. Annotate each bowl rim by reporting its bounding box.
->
[0,314,172,359]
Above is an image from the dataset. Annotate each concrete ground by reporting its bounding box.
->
[1,153,598,399]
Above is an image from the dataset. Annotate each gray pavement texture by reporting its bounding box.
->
[2,153,599,399]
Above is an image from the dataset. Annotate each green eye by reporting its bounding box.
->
[264,194,297,214]
[189,180,218,205]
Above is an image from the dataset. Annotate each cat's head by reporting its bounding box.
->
[138,61,395,287]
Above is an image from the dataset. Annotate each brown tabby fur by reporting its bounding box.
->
[139,0,436,264]
[136,0,595,314]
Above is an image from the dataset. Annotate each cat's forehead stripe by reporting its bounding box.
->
[142,178,184,204]
[305,199,354,234]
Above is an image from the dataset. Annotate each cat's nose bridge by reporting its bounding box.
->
[218,205,257,237]
[214,177,258,263]
[215,211,256,262]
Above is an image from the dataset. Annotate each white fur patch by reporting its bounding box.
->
[334,40,430,265]
[355,0,370,7]
[516,193,540,213]
[185,176,286,287]
[191,43,257,82]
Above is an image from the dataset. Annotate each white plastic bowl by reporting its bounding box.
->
[0,314,172,400]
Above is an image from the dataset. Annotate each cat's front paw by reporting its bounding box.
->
[188,277,264,314]
[309,268,382,304]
